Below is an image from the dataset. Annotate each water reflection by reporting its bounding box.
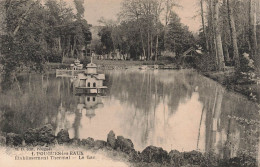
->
[0,70,259,160]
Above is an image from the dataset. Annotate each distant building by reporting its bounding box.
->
[182,47,202,57]
[181,47,203,68]
[70,59,83,70]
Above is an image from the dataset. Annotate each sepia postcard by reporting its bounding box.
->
[0,0,260,166]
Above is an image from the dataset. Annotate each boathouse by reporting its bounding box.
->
[181,47,202,67]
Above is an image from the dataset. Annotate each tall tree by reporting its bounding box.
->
[222,0,230,63]
[154,0,163,61]
[207,0,217,65]
[74,0,85,20]
[249,0,258,70]
[162,0,179,50]
[0,0,92,90]
[200,0,209,52]
[120,0,147,59]
[227,0,240,69]
[213,0,225,70]
[98,26,114,54]
[0,0,46,89]
[166,12,195,56]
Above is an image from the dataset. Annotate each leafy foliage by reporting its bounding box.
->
[165,12,195,57]
[0,0,92,89]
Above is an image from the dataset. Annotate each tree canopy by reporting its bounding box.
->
[93,0,195,61]
[0,0,92,89]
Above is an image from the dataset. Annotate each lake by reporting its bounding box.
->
[0,69,259,159]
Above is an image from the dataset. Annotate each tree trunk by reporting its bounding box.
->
[58,36,62,52]
[211,0,219,68]
[155,0,162,61]
[222,0,230,63]
[249,0,259,71]
[249,0,258,57]
[227,0,240,70]
[139,23,146,60]
[172,39,176,56]
[13,1,36,36]
[28,73,31,92]
[141,32,146,60]
[71,36,76,58]
[147,31,150,60]
[214,34,219,68]
[213,0,225,71]
[200,0,209,51]
[150,34,153,60]
[155,34,159,61]
[208,0,217,69]
[223,42,230,63]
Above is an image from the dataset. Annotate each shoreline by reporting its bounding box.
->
[0,124,258,167]
[13,60,258,104]
[200,70,259,104]
[48,59,259,104]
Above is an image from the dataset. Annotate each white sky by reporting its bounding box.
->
[65,0,201,32]
[174,0,201,32]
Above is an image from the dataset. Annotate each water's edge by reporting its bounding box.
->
[0,124,257,167]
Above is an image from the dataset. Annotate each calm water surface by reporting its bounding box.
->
[0,69,259,159]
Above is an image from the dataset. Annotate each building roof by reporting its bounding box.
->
[86,62,97,68]
[183,47,202,57]
[75,59,80,63]
[95,74,105,80]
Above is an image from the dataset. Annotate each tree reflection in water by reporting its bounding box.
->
[0,70,259,160]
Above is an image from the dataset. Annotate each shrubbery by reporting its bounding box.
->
[80,57,91,67]
[62,57,76,64]
[236,53,256,84]
[46,50,62,63]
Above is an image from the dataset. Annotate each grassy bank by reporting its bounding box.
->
[201,69,259,104]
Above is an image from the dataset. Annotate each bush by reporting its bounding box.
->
[240,53,255,73]
[46,63,70,69]
[80,57,91,67]
[195,53,216,71]
[235,53,257,84]
[62,57,76,64]
[158,55,176,62]
[161,50,176,58]
[237,53,256,81]
[46,50,62,63]
[61,56,91,67]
